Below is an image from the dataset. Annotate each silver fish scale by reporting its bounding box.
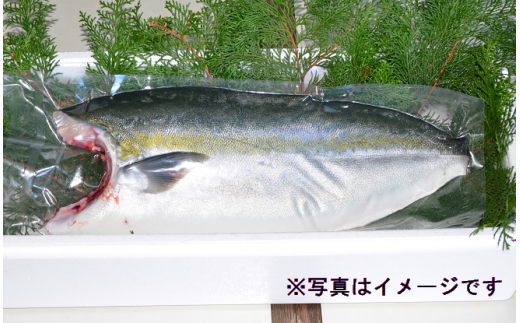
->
[51,87,471,234]
[73,87,467,159]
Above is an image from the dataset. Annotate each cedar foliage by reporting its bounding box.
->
[3,0,59,76]
[79,0,148,75]
[2,0,516,247]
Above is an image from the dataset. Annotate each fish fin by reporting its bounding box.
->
[122,152,209,193]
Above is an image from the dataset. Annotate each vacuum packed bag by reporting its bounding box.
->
[3,73,485,235]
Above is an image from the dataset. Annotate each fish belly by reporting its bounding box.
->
[52,152,469,234]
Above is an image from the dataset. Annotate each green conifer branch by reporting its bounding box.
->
[3,0,59,76]
[146,1,213,79]
[467,43,516,250]
[79,0,148,76]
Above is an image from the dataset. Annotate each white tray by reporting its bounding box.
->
[4,227,515,308]
[3,53,516,308]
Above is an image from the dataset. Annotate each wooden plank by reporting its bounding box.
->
[271,304,323,323]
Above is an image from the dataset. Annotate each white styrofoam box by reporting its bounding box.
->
[53,52,97,80]
[3,228,516,308]
[3,52,516,308]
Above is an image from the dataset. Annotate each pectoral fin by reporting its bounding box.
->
[121,152,209,193]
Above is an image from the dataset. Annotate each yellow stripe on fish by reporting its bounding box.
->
[118,133,442,160]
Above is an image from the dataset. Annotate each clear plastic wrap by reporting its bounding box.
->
[3,73,485,235]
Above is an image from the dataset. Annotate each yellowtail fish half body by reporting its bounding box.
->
[41,87,470,234]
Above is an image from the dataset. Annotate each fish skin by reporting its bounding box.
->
[41,87,470,234]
